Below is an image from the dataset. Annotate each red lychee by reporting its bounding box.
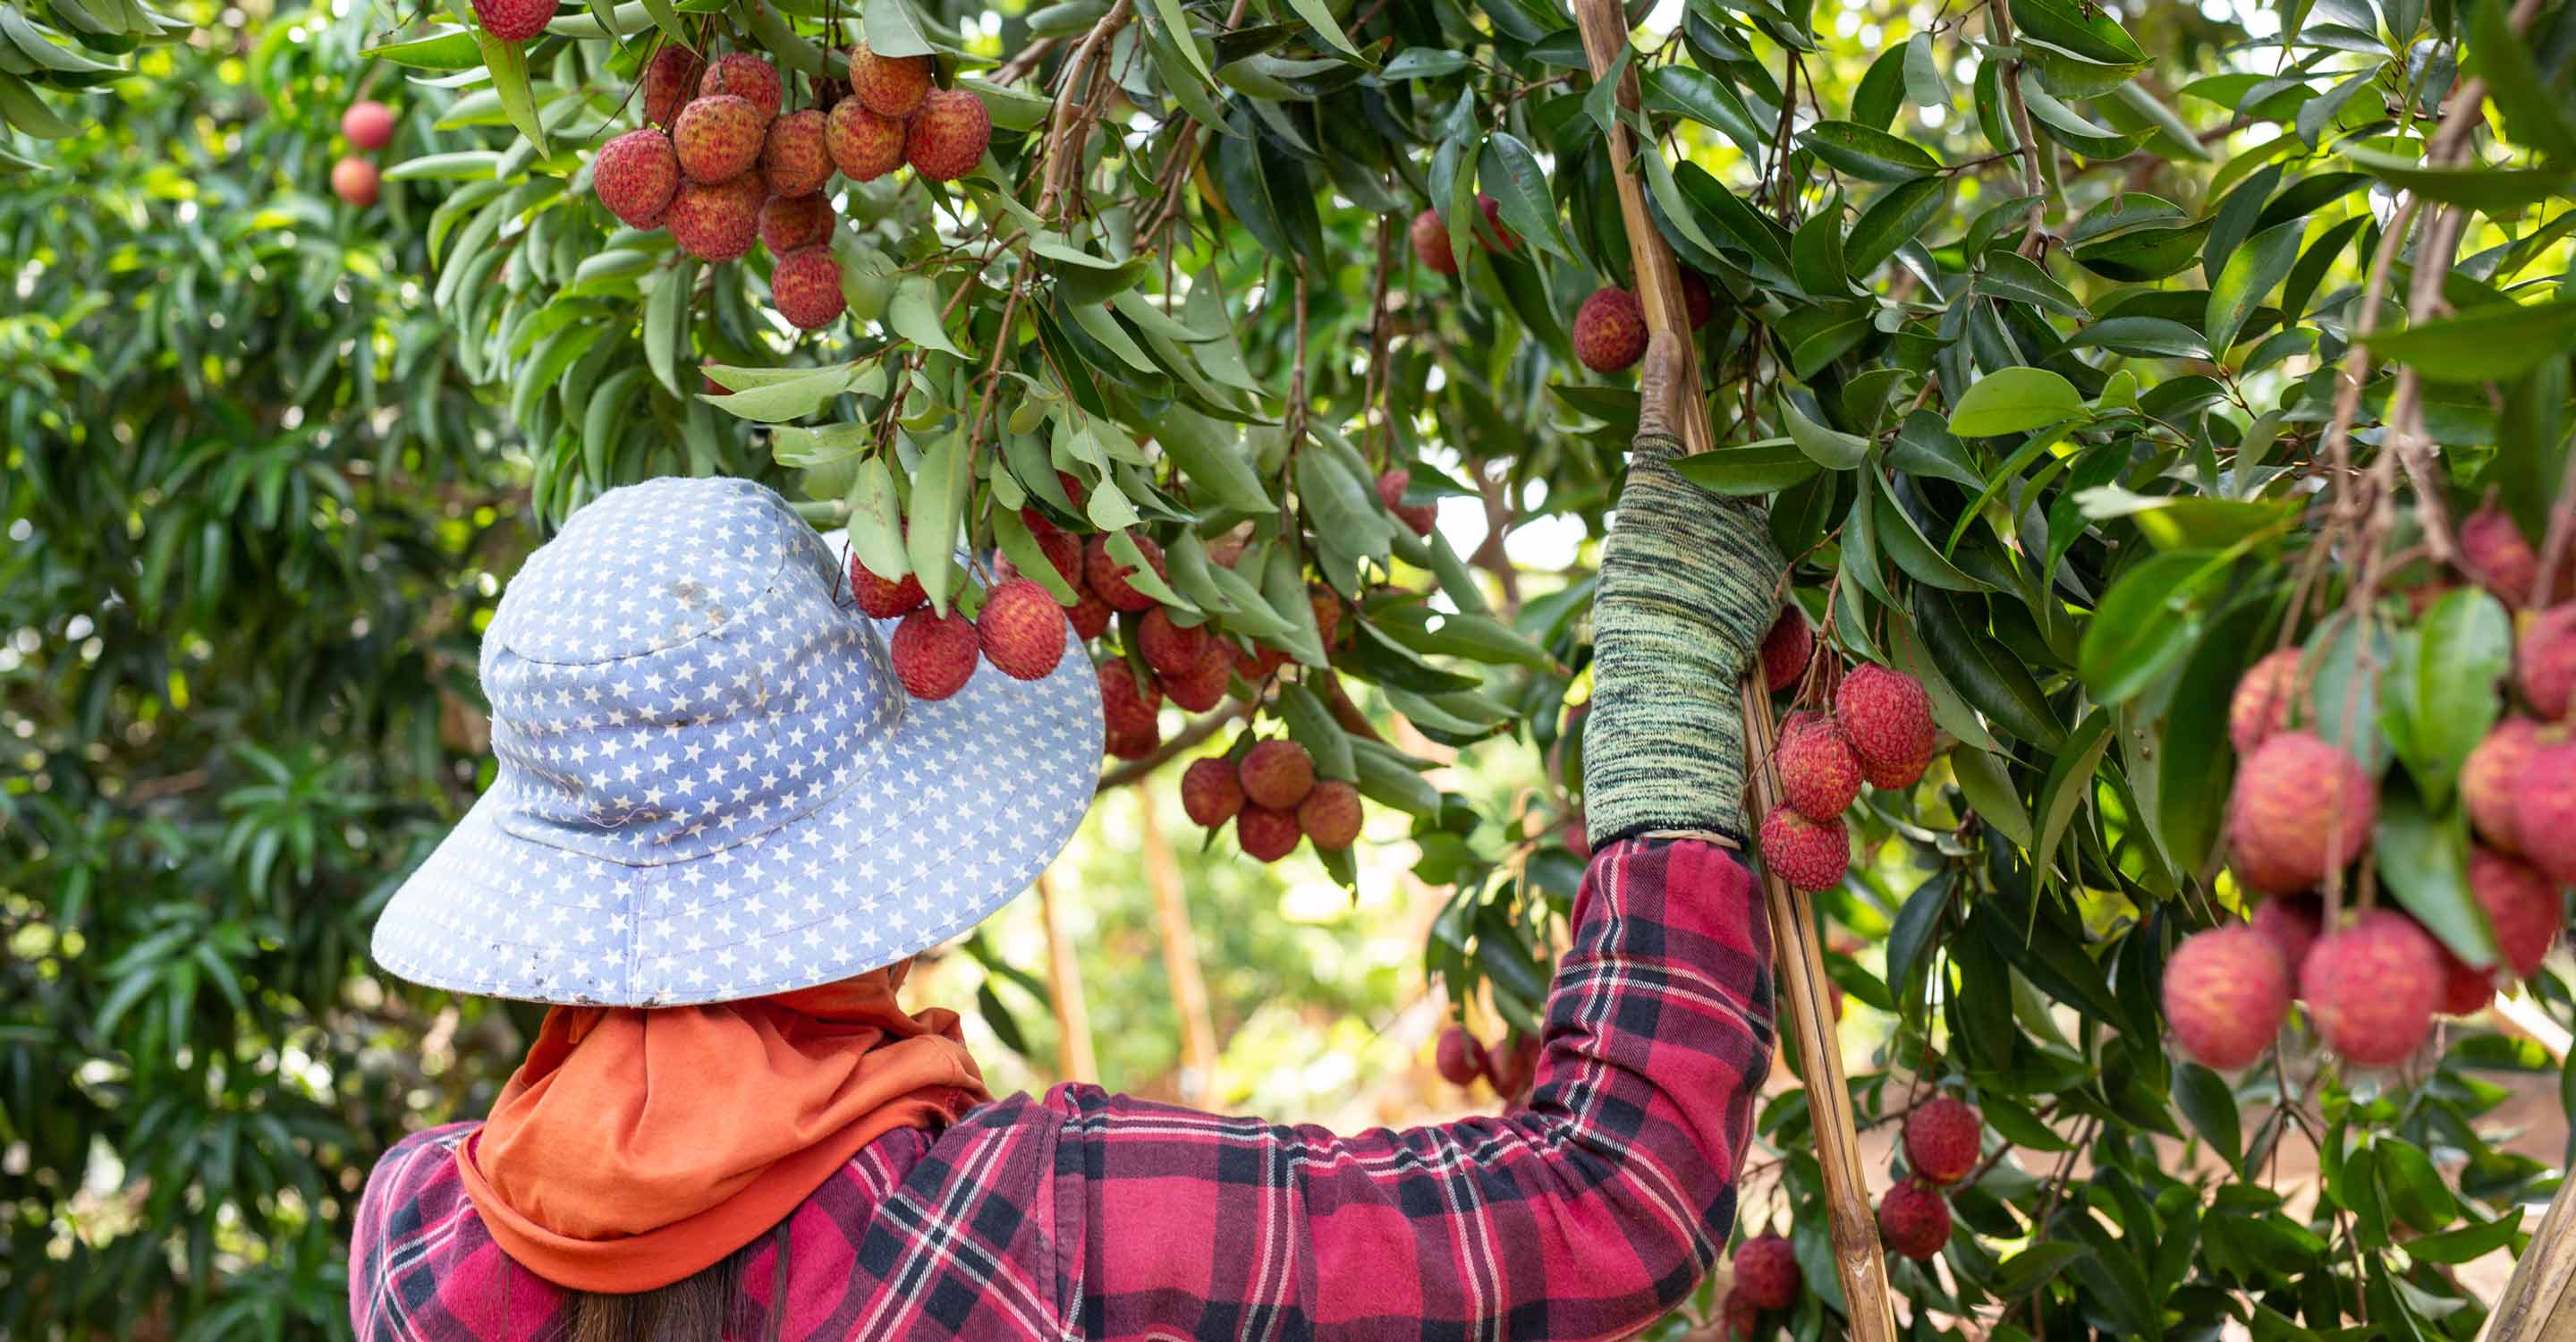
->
[1777,715,1861,822]
[1066,587,1113,641]
[1098,662,1162,735]
[770,245,845,331]
[2225,731,2374,893]
[1376,468,1436,536]
[2470,846,2563,980]
[2463,718,2546,854]
[758,191,834,254]
[848,554,927,618]
[2460,502,2562,607]
[1722,1288,1759,1342]
[1239,739,1318,810]
[1237,805,1301,862]
[1434,1025,1489,1087]
[2302,909,2445,1066]
[698,52,782,123]
[1902,1097,1982,1185]
[1409,208,1457,276]
[1309,589,1343,651]
[976,578,1068,681]
[760,109,831,197]
[2250,894,2323,984]
[1015,511,1084,587]
[1298,778,1363,850]
[2227,648,2302,754]
[1758,606,1813,692]
[593,128,680,227]
[1083,533,1166,613]
[1159,641,1234,713]
[1483,1031,1538,1097]
[1681,268,1715,330]
[848,41,932,116]
[2513,741,2576,884]
[2439,950,2494,1016]
[641,45,706,127]
[665,171,766,261]
[905,87,991,183]
[1877,1181,1950,1261]
[1835,665,1936,789]
[1758,805,1849,892]
[471,0,553,43]
[890,608,977,701]
[2520,603,2576,718]
[342,99,394,149]
[825,97,908,182]
[1572,288,1648,373]
[1732,1233,1801,1311]
[331,156,380,207]
[674,94,764,183]
[1181,756,1246,828]
[1106,725,1157,760]
[1139,607,1210,676]
[2162,923,2291,1070]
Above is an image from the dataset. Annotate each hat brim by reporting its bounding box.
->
[370,538,1102,1007]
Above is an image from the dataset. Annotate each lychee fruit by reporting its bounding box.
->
[1758,606,1812,692]
[2470,846,2563,980]
[342,99,394,149]
[2225,731,2374,893]
[674,94,764,183]
[641,44,706,126]
[1776,715,1861,822]
[1181,756,1245,828]
[848,554,927,618]
[2162,923,2291,1070]
[1083,534,1165,613]
[1902,1097,1982,1185]
[665,171,766,261]
[905,87,992,183]
[1877,1181,1951,1261]
[1139,607,1210,676]
[1681,268,1715,330]
[1376,468,1436,536]
[2227,648,2302,754]
[2462,718,2544,854]
[1309,589,1343,651]
[1159,641,1234,712]
[1298,778,1363,849]
[471,0,553,43]
[1239,739,1318,810]
[1098,662,1162,735]
[2301,909,2444,1066]
[331,156,380,207]
[2519,603,2576,718]
[1732,1233,1801,1311]
[1066,588,1113,641]
[1572,288,1648,373]
[2460,502,2557,607]
[770,245,846,331]
[1237,805,1301,862]
[1016,511,1084,587]
[2250,894,2323,984]
[1409,208,1457,276]
[2513,741,2576,884]
[1722,1288,1759,1342]
[825,97,908,182]
[1758,805,1849,891]
[1483,1031,1538,1096]
[976,578,1068,680]
[1835,665,1936,789]
[592,128,680,228]
[848,40,932,116]
[697,52,782,123]
[1106,725,1157,760]
[890,608,978,701]
[758,191,834,254]
[2439,950,2493,1016]
[1434,1025,1488,1087]
[760,109,831,197]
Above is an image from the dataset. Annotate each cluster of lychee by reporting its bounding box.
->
[2165,503,2571,1073]
[849,544,1069,701]
[331,98,396,208]
[1431,1023,1540,1100]
[1752,607,1936,895]
[585,41,992,331]
[1179,738,1363,862]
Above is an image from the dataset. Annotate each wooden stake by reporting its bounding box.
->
[1036,872,1100,1085]
[1140,788,1221,1104]
[1565,1,1898,1335]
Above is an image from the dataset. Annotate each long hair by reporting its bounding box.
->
[556,1228,781,1342]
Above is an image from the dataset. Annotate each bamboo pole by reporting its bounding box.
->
[2483,1176,2576,1342]
[1565,2,1898,1336]
[1036,872,1100,1085]
[1139,788,1221,1104]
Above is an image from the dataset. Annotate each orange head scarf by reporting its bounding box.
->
[455,960,989,1294]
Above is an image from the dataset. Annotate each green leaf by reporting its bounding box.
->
[2174,1064,2243,1170]
[1672,437,1817,495]
[1381,47,1469,79]
[2471,0,2576,158]
[360,25,483,68]
[2375,786,2500,969]
[904,433,967,614]
[2034,709,2114,877]
[1796,119,1942,181]
[1992,1244,2090,1296]
[1792,202,1850,297]
[991,506,1079,604]
[1952,745,2035,847]
[863,0,934,58]
[1888,411,1982,488]
[1884,870,1956,1009]
[2402,1208,2523,1263]
[1281,0,1363,60]
[1902,32,1949,108]
[2061,316,2209,360]
[2391,588,2508,807]
[702,365,850,421]
[1845,174,1949,276]
[1478,132,1570,259]
[2079,550,2229,704]
[470,23,548,155]
[2373,1138,2457,1234]
[1872,476,1985,590]
[1277,683,1360,781]
[890,275,967,357]
[2368,298,2576,383]
[1948,367,2085,437]
[2344,147,2576,210]
[1783,403,1868,469]
[2206,217,2305,352]
[1916,587,2067,748]
[845,457,910,584]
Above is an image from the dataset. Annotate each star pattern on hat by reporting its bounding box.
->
[372,478,1104,1007]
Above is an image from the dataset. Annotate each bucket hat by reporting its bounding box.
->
[370,476,1102,1007]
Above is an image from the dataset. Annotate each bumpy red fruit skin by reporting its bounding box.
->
[698,53,781,123]
[2304,910,2445,1066]
[769,245,845,331]
[1098,662,1162,735]
[2227,731,2375,892]
[1572,288,1649,373]
[674,95,764,183]
[1758,806,1849,892]
[976,579,1068,681]
[1298,778,1363,849]
[1309,590,1343,651]
[1723,1288,1759,1342]
[1758,606,1812,692]
[472,0,553,43]
[641,45,705,127]
[1139,607,1210,676]
[848,554,927,618]
[1083,534,1166,613]
[1732,1234,1801,1311]
[2251,894,2323,985]
[825,97,907,182]
[1240,739,1318,810]
[2163,924,2292,1069]
[669,171,766,260]
[1181,757,1246,828]
[2514,742,2576,884]
[890,609,977,701]
[760,110,831,197]
[1066,588,1112,641]
[1237,806,1301,862]
[905,88,992,183]
[2470,846,2563,979]
[1377,469,1436,536]
[2463,718,2545,854]
[1777,716,1861,822]
[1835,665,1936,788]
[758,191,833,254]
[343,100,394,149]
[1161,650,1233,712]
[2461,503,2545,606]
[1680,268,1715,330]
[1902,1097,1982,1185]
[1434,1026,1489,1087]
[849,41,932,116]
[2439,950,2494,1015]
[593,129,680,227]
[332,156,380,207]
[1409,208,1457,275]
[1105,725,1157,760]
[1877,1181,1951,1261]
[2520,603,2576,718]
[2228,649,2302,754]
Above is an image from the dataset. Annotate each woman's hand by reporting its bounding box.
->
[1581,332,1788,849]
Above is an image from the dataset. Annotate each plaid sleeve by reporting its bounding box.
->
[1047,837,1774,1340]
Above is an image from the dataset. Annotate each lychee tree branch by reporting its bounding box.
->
[1095,700,1254,791]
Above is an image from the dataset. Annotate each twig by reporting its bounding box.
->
[1035,0,1134,222]
[1096,701,1254,789]
[1986,0,2050,256]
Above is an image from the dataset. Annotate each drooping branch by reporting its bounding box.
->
[1096,700,1254,790]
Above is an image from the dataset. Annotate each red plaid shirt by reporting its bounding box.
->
[350,837,1774,1340]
